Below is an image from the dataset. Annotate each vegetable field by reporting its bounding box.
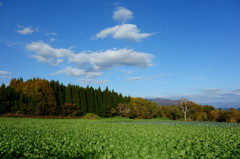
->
[0,118,240,158]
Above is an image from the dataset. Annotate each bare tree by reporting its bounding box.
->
[178,98,191,121]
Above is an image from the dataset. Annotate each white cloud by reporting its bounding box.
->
[26,41,72,57]
[1,76,11,79]
[57,67,102,78]
[127,76,144,81]
[26,41,154,78]
[5,41,22,47]
[159,73,174,77]
[26,41,72,65]
[128,73,173,81]
[46,32,58,36]
[17,25,34,35]
[79,78,109,85]
[31,55,63,66]
[96,24,153,42]
[49,38,56,42]
[0,71,12,79]
[0,2,3,7]
[127,75,158,81]
[0,71,11,75]
[232,88,240,92]
[69,48,153,71]
[202,88,222,94]
[113,7,133,23]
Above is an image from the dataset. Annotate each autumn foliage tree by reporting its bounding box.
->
[115,98,161,119]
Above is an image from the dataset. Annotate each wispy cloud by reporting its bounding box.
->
[49,38,56,42]
[0,71,11,75]
[113,7,133,23]
[128,73,173,81]
[159,73,174,77]
[0,2,3,7]
[185,88,240,104]
[5,41,23,47]
[96,24,154,42]
[0,70,12,79]
[16,25,34,35]
[201,88,223,94]
[232,88,240,92]
[79,78,109,85]
[1,76,11,79]
[127,76,145,81]
[46,32,58,36]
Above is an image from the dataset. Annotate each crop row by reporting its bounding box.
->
[0,118,240,158]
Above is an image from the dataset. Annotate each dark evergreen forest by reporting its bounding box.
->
[0,78,130,117]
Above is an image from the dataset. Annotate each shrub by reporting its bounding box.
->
[82,113,101,119]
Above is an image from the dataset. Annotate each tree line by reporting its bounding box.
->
[0,78,239,122]
[0,78,130,117]
[112,98,240,123]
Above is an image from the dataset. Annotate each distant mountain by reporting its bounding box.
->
[148,98,180,106]
[148,98,240,110]
[199,102,240,109]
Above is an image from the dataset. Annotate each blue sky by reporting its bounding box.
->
[0,0,240,106]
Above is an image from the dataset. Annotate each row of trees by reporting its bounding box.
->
[112,98,240,123]
[0,78,130,117]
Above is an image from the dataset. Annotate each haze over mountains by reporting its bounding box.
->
[148,98,180,106]
[148,98,240,110]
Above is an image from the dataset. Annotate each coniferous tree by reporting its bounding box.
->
[86,86,94,113]
[95,87,103,116]
[65,84,73,104]
[0,78,132,117]
[79,87,87,115]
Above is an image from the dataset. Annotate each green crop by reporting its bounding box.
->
[0,118,239,158]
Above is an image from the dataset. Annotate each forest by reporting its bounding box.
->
[0,78,130,117]
[0,78,239,122]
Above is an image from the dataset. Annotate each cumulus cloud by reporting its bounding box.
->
[17,25,34,35]
[113,7,133,23]
[26,41,154,79]
[32,55,63,66]
[96,24,153,42]
[57,67,102,78]
[26,41,72,65]
[69,48,153,71]
[96,6,154,42]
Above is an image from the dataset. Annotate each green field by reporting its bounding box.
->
[0,118,240,158]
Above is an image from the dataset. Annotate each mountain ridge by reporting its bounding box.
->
[148,98,181,106]
[148,98,240,110]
